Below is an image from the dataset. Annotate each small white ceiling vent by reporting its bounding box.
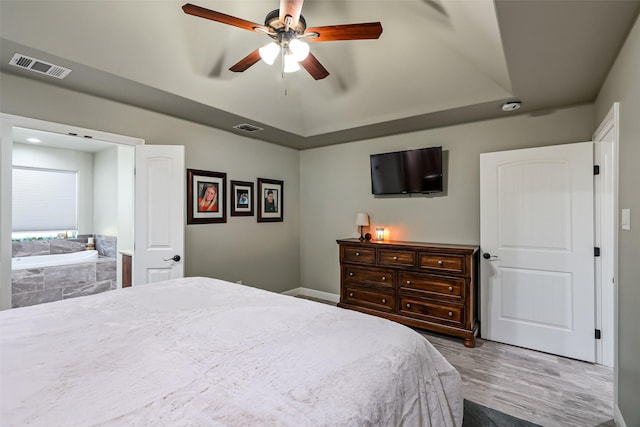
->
[9,53,72,79]
[233,123,264,133]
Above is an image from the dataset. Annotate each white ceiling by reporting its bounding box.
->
[1,0,639,150]
[12,127,115,153]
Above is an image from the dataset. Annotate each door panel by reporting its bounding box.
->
[134,145,185,285]
[480,142,595,362]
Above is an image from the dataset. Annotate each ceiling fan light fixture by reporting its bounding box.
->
[283,53,300,73]
[289,39,309,61]
[259,42,280,65]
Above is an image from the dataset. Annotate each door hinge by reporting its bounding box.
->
[594,165,600,175]
[594,247,601,257]
[595,329,601,340]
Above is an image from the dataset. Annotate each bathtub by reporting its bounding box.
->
[12,250,99,271]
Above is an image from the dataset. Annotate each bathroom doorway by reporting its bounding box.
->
[1,114,142,309]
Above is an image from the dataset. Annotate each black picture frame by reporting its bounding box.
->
[230,180,254,217]
[187,169,227,224]
[257,178,283,223]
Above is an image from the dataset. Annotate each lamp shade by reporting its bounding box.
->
[283,53,300,73]
[355,213,369,227]
[259,42,279,65]
[289,39,310,61]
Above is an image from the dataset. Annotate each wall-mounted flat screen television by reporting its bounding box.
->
[370,146,443,195]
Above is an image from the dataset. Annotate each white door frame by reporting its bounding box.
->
[592,103,619,369]
[593,103,619,366]
[0,114,143,310]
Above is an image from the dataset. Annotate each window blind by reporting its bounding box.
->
[12,167,78,232]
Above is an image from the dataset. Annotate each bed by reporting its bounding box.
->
[1,276,462,426]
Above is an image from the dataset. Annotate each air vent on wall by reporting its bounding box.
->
[233,123,264,133]
[9,53,72,79]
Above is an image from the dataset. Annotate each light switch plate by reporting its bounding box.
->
[621,208,631,230]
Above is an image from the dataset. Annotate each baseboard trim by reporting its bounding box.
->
[614,404,627,427]
[281,287,340,303]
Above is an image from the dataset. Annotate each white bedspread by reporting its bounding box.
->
[1,277,462,426]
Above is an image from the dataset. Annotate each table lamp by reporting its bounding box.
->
[355,213,369,241]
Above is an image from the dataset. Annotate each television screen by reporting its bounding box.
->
[370,146,443,195]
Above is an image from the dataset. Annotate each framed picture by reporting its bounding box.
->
[187,169,227,224]
[257,178,283,223]
[230,180,254,217]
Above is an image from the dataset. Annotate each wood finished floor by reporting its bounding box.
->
[419,331,614,427]
[296,296,614,427]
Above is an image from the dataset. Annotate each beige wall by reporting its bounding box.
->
[595,14,640,427]
[299,104,594,295]
[1,72,301,294]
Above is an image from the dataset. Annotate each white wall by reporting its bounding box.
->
[12,142,94,234]
[299,104,595,295]
[0,72,300,294]
[595,13,640,427]
[93,146,118,236]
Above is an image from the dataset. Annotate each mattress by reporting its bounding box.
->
[0,276,462,426]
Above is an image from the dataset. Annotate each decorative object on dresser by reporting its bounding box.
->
[337,238,479,347]
[355,213,369,241]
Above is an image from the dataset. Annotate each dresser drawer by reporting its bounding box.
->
[399,272,464,300]
[344,286,395,312]
[378,249,416,267]
[343,266,395,289]
[341,245,376,264]
[398,296,464,326]
[418,252,466,274]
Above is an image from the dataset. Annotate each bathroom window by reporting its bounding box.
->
[12,167,78,239]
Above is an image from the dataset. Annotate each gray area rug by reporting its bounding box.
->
[463,399,542,427]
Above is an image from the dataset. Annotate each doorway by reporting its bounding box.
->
[1,114,142,310]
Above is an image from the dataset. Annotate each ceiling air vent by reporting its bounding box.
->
[9,53,72,79]
[233,123,264,133]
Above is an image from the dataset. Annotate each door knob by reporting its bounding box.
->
[164,255,181,262]
[483,253,499,261]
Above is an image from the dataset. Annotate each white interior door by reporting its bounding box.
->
[134,145,185,285]
[480,142,595,362]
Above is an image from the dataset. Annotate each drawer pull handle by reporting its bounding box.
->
[355,252,360,256]
[382,298,387,304]
[349,292,354,297]
[382,276,386,281]
[393,256,398,260]
[406,280,411,285]
[448,311,453,317]
[349,272,354,276]
[406,303,411,309]
[448,286,453,292]
[437,260,444,266]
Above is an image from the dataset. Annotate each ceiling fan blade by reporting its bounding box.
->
[229,49,262,73]
[182,3,268,33]
[305,22,383,42]
[300,53,329,80]
[279,0,304,28]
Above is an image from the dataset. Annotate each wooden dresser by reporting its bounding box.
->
[337,238,479,347]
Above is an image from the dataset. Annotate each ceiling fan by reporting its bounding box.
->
[182,1,383,80]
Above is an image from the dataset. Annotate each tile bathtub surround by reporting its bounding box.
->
[49,239,87,254]
[12,235,118,258]
[11,257,118,308]
[95,235,117,258]
[12,238,88,257]
[12,240,50,257]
